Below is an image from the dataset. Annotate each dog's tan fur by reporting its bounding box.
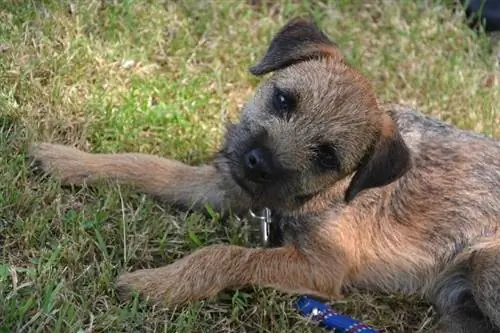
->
[29,18,500,332]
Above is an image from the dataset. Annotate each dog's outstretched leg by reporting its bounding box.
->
[115,242,346,306]
[28,143,251,215]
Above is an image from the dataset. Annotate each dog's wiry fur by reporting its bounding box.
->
[29,18,500,332]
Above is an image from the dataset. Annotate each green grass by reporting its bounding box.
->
[0,0,498,332]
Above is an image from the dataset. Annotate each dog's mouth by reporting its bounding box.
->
[230,168,257,196]
[228,164,271,200]
[217,149,257,194]
[224,153,321,209]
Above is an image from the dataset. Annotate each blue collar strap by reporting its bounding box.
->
[295,295,380,332]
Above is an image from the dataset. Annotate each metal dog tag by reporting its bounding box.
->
[249,208,272,247]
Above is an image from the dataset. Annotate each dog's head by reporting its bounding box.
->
[220,18,411,211]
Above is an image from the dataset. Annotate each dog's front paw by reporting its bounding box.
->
[115,261,224,307]
[28,143,93,185]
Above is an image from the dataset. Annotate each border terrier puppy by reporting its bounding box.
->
[29,18,500,333]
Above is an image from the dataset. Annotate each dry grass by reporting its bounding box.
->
[0,0,498,332]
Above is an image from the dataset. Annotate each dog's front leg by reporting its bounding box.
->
[29,143,251,215]
[116,244,347,307]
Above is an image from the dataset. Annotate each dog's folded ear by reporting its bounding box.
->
[249,17,344,76]
[345,116,412,203]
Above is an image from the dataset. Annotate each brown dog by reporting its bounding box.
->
[29,18,500,332]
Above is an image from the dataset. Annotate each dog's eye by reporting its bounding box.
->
[271,87,296,116]
[316,144,340,170]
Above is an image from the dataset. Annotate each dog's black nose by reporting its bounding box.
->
[243,147,274,183]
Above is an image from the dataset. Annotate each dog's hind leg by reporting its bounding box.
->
[28,143,251,215]
[469,240,500,331]
[429,242,500,333]
[431,295,499,333]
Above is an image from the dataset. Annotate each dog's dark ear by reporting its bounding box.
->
[249,17,343,76]
[345,117,412,203]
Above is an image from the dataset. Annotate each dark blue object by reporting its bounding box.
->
[295,295,379,332]
[465,0,500,32]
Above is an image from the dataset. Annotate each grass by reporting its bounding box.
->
[0,0,499,332]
